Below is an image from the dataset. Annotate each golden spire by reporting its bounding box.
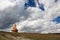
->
[11,23,18,32]
[12,24,17,30]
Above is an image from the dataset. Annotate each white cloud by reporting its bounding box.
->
[25,7,44,19]
[16,0,60,33]
[0,0,15,10]
[0,0,60,33]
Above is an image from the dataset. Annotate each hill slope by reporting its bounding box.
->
[0,31,60,40]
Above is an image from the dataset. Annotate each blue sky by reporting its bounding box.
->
[53,16,60,23]
[25,0,45,11]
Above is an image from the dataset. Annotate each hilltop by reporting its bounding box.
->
[0,31,60,40]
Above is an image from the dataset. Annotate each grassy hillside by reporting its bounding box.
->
[0,31,60,40]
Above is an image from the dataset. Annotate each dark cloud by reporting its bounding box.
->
[0,5,25,29]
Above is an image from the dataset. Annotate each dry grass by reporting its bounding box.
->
[0,31,60,40]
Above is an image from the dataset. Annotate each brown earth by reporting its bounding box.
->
[0,31,60,40]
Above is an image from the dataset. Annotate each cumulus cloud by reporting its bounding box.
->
[17,0,60,33]
[0,0,60,33]
[0,0,27,29]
